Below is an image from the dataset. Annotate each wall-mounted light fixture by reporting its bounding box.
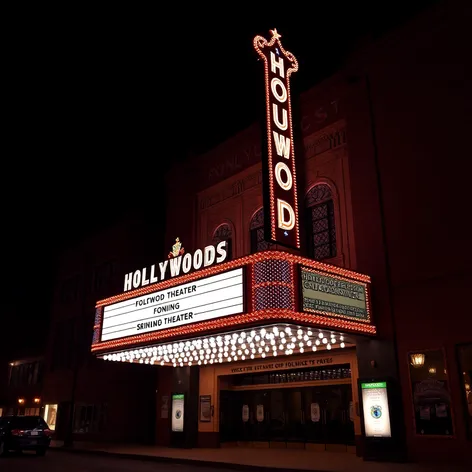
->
[410,353,425,368]
[18,398,25,405]
[33,397,41,404]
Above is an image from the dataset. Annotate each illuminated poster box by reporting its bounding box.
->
[300,266,370,322]
[171,394,185,432]
[361,381,392,438]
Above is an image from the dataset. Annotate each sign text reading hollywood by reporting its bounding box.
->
[124,241,227,292]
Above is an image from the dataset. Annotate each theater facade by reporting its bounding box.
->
[90,29,402,461]
[91,246,378,453]
[88,13,471,467]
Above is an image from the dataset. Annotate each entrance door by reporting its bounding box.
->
[252,390,270,442]
[302,385,354,446]
[269,389,286,442]
[285,389,304,443]
[323,386,345,444]
[220,390,243,442]
[303,387,325,444]
[220,377,355,448]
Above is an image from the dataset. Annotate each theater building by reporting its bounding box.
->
[45,2,471,467]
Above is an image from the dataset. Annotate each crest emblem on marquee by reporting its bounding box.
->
[168,237,185,259]
[254,28,300,249]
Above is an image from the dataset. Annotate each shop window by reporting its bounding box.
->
[212,223,233,259]
[305,184,337,260]
[408,350,454,436]
[43,404,58,430]
[24,408,40,416]
[9,361,43,387]
[0,408,3,417]
[250,208,275,253]
[73,403,107,434]
[457,343,472,439]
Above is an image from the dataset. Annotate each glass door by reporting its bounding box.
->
[324,385,352,444]
[241,390,254,441]
[303,386,326,444]
[269,389,286,442]
[253,390,270,442]
[285,389,304,443]
[220,390,243,442]
[342,384,355,445]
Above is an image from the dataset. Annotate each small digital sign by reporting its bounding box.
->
[171,394,185,432]
[361,381,392,438]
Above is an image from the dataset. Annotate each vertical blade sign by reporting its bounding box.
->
[254,29,300,249]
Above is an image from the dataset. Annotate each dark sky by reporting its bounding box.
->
[2,1,438,358]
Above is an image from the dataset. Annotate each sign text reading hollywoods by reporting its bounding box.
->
[123,241,228,292]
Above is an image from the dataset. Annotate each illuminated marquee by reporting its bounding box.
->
[91,251,375,354]
[254,29,300,249]
[102,268,244,342]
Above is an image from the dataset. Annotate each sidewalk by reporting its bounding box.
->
[49,440,469,472]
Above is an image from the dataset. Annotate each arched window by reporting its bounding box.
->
[212,223,233,259]
[305,184,337,260]
[250,208,275,253]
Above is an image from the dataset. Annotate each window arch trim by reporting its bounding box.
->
[304,180,339,261]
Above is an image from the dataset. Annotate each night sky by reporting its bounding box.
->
[2,1,437,359]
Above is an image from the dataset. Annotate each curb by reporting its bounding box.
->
[50,446,330,472]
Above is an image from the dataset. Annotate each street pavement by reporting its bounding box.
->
[0,450,238,472]
[1,448,470,472]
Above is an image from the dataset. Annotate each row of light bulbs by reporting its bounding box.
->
[100,325,349,367]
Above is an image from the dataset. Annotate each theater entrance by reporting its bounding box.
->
[219,363,355,450]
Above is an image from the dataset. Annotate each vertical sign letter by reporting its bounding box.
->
[254,29,300,249]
